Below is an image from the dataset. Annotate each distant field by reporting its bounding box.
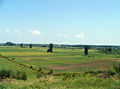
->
[0,46,118,74]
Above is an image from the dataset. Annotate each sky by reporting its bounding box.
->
[0,0,120,45]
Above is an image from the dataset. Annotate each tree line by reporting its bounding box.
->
[98,47,120,54]
[3,42,91,56]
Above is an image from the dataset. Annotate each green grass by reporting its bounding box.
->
[0,75,120,89]
[0,46,120,89]
[0,46,118,73]
[0,57,36,80]
[0,46,119,76]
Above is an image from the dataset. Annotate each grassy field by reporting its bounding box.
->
[0,46,118,73]
[1,75,120,89]
[0,46,120,89]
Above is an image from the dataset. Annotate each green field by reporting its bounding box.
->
[0,46,118,73]
[0,46,120,89]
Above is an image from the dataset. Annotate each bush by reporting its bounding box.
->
[48,69,53,75]
[88,55,95,57]
[37,68,49,78]
[12,57,15,60]
[62,73,80,80]
[38,67,42,72]
[0,70,12,79]
[16,71,27,80]
[30,66,33,69]
[37,72,47,78]
[106,69,116,77]
[113,62,120,74]
[0,70,27,80]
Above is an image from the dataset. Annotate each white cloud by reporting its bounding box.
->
[75,33,86,38]
[30,30,41,35]
[5,30,10,33]
[57,34,67,38]
[5,30,20,33]
[14,30,20,33]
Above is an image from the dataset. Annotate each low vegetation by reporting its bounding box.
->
[0,46,120,88]
[0,70,27,80]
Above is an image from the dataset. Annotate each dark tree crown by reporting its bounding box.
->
[20,43,23,47]
[47,43,53,53]
[30,44,32,48]
[84,45,89,56]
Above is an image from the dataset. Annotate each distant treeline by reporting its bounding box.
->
[1,42,120,49]
[98,47,120,54]
[60,45,120,49]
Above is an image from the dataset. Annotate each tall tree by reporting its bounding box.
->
[107,48,112,54]
[84,45,89,56]
[30,44,32,48]
[20,43,23,48]
[49,43,53,52]
[47,43,53,53]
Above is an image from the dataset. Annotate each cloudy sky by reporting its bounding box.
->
[0,0,120,45]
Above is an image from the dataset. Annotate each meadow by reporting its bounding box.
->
[0,46,118,72]
[0,46,120,89]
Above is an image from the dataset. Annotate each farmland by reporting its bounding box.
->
[0,46,120,89]
[0,46,118,73]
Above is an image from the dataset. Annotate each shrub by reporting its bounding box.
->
[16,71,27,80]
[106,69,116,77]
[37,72,47,78]
[113,62,120,74]
[12,57,15,60]
[48,69,53,75]
[38,67,42,72]
[37,68,49,78]
[0,70,12,79]
[0,70,27,80]
[62,73,74,80]
[30,66,33,69]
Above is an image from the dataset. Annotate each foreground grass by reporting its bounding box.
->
[0,75,120,89]
[0,58,36,80]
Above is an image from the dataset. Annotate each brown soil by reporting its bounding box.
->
[49,63,103,70]
[16,56,42,58]
[44,59,66,61]
[48,59,115,70]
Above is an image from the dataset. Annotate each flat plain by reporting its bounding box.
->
[0,46,119,73]
[0,46,120,89]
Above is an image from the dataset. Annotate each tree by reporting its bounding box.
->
[5,42,16,46]
[84,45,89,56]
[49,43,53,52]
[30,44,32,48]
[47,49,50,52]
[47,43,53,53]
[20,43,23,48]
[107,48,112,54]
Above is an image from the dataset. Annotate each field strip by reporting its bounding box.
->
[15,55,82,58]
[1,56,38,73]
[48,59,115,70]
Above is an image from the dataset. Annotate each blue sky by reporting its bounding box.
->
[0,0,120,45]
